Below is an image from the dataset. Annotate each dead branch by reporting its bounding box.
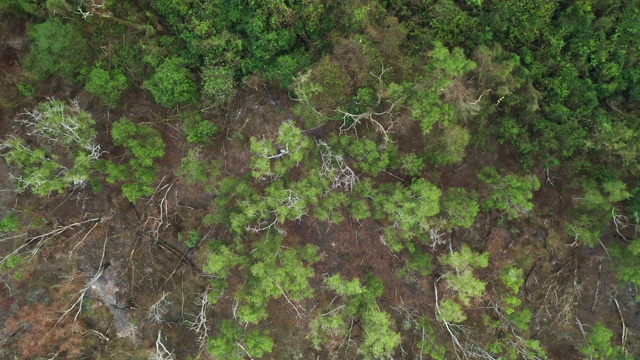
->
[186,290,210,349]
[614,298,628,350]
[612,208,631,243]
[150,330,175,360]
[0,217,101,269]
[155,240,207,277]
[56,235,108,327]
[315,139,358,191]
[148,292,172,324]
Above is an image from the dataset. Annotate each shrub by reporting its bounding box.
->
[106,118,165,202]
[143,56,198,107]
[24,18,89,80]
[85,66,129,108]
[180,111,218,145]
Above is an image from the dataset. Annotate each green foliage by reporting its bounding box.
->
[398,251,432,279]
[1,99,98,195]
[143,57,198,108]
[429,0,479,46]
[566,178,631,247]
[250,121,312,179]
[0,0,40,16]
[313,191,347,223]
[293,57,353,110]
[0,213,18,233]
[204,235,319,324]
[208,320,274,359]
[85,66,129,108]
[478,167,540,219]
[178,149,219,192]
[371,178,441,250]
[388,42,476,135]
[179,229,199,248]
[17,82,36,97]
[416,318,447,359]
[484,0,558,48]
[428,124,470,166]
[4,254,22,269]
[441,187,479,228]
[180,111,218,145]
[612,239,640,301]
[439,245,488,306]
[340,137,395,177]
[312,274,400,359]
[500,266,524,294]
[473,44,525,97]
[579,323,632,360]
[24,18,89,81]
[400,153,425,177]
[508,307,532,331]
[437,298,467,323]
[107,118,165,202]
[201,64,236,104]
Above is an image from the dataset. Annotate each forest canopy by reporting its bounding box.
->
[0,0,639,359]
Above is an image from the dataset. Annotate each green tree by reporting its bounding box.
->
[24,18,89,80]
[85,66,129,108]
[0,99,99,195]
[105,118,165,202]
[566,178,632,247]
[201,64,236,104]
[250,121,312,179]
[143,56,198,107]
[180,111,218,145]
[204,234,319,324]
[612,238,640,301]
[310,274,400,359]
[579,323,632,360]
[372,178,441,250]
[478,166,540,220]
[439,245,489,306]
[441,187,479,229]
[208,320,274,359]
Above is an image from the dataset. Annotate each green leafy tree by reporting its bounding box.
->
[0,213,18,233]
[393,42,476,135]
[340,137,396,177]
[105,118,165,202]
[428,124,470,166]
[612,238,640,301]
[208,320,274,359]
[372,178,441,250]
[478,166,540,219]
[579,323,632,360]
[0,99,99,195]
[85,66,129,108]
[143,56,198,107]
[24,18,89,80]
[201,64,237,104]
[310,274,400,359]
[439,245,489,306]
[180,111,218,145]
[250,121,312,179]
[566,178,632,247]
[441,187,479,229]
[204,234,319,324]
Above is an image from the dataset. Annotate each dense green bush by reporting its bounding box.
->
[105,118,165,202]
[24,18,89,80]
[143,57,198,108]
[85,66,129,108]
